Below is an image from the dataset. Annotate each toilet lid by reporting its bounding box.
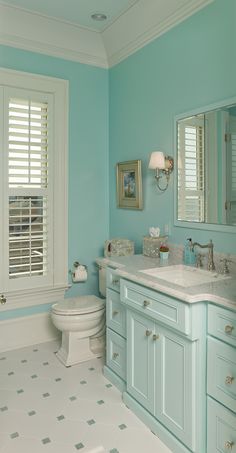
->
[51,295,105,315]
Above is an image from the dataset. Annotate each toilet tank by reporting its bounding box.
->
[98,263,107,297]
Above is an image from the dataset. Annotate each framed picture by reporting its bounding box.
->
[116,160,143,210]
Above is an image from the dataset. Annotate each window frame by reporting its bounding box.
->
[0,68,68,310]
[177,116,205,223]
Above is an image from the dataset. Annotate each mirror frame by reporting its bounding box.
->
[174,95,236,234]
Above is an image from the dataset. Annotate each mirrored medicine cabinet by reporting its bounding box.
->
[175,97,236,233]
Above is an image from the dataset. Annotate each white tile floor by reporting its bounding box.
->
[0,341,171,453]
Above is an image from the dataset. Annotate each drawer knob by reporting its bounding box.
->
[112,310,119,316]
[153,334,159,341]
[112,279,119,285]
[143,300,150,307]
[0,295,6,304]
[225,441,234,450]
[145,329,152,337]
[112,352,119,359]
[225,375,234,385]
[225,325,234,334]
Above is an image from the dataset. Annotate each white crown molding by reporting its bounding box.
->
[103,0,214,67]
[0,1,213,69]
[0,4,108,68]
[0,33,108,68]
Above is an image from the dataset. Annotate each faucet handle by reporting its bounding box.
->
[220,258,235,274]
[196,253,205,268]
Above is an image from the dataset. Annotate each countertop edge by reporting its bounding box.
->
[96,255,236,311]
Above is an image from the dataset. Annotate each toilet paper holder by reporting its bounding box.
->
[70,261,88,283]
[73,261,87,270]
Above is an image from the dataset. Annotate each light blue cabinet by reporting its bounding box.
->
[207,336,236,413]
[207,396,236,453]
[207,304,236,453]
[154,324,197,450]
[104,268,126,391]
[106,328,126,380]
[126,309,155,413]
[104,269,236,453]
[122,279,206,453]
[127,307,199,451]
[106,288,126,337]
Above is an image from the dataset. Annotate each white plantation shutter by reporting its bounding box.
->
[5,89,52,288]
[8,98,49,188]
[178,116,205,222]
[9,196,48,278]
[0,69,68,309]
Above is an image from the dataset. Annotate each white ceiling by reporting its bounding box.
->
[0,0,139,31]
[0,0,214,68]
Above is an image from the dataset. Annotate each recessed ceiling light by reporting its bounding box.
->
[91,13,107,21]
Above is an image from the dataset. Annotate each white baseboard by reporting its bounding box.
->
[0,312,60,353]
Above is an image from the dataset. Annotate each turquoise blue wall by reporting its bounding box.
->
[109,0,236,253]
[0,45,109,319]
[1,0,236,321]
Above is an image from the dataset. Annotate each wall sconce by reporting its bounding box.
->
[148,151,174,192]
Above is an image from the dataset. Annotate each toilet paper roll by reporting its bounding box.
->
[72,265,87,283]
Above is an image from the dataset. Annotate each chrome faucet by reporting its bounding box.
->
[192,239,215,271]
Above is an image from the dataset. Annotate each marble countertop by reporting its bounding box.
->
[96,255,236,310]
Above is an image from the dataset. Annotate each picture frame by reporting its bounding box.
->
[116,160,143,210]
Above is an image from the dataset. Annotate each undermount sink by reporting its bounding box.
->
[139,264,230,288]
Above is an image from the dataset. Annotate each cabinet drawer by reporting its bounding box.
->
[208,304,236,348]
[106,328,126,380]
[207,397,236,453]
[120,279,190,335]
[106,268,121,293]
[106,289,126,338]
[207,337,236,413]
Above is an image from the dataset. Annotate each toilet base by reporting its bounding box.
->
[56,331,105,367]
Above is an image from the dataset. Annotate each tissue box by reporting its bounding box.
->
[104,238,134,257]
[143,236,168,258]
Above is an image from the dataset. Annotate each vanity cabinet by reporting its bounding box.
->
[102,258,236,453]
[121,279,206,453]
[127,308,197,449]
[207,304,236,453]
[126,310,155,413]
[103,267,126,391]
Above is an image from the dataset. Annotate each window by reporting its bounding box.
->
[178,115,205,222]
[0,69,68,309]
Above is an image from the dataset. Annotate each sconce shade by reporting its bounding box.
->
[148,151,165,169]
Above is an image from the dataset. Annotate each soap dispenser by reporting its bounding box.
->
[184,238,196,265]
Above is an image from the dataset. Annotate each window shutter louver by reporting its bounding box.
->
[9,196,48,278]
[8,98,48,188]
[8,97,50,280]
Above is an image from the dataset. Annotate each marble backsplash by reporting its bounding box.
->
[169,243,236,276]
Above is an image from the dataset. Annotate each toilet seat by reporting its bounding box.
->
[52,295,105,316]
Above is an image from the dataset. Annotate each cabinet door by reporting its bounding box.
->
[126,309,155,413]
[106,328,126,380]
[207,396,236,453]
[106,289,126,338]
[207,336,236,413]
[155,325,197,451]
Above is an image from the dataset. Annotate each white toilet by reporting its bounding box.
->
[51,263,106,367]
